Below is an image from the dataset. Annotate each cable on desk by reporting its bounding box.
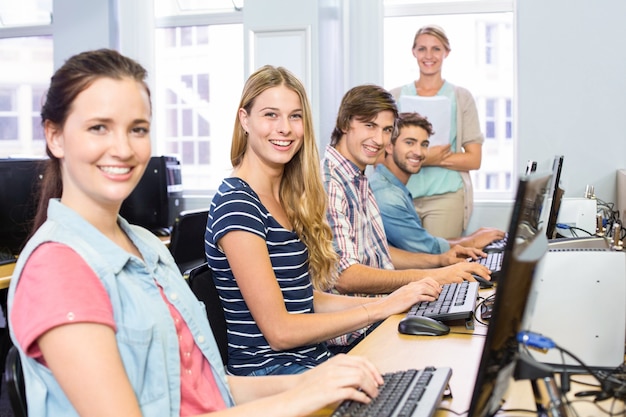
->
[518,330,626,403]
[556,224,595,238]
[473,293,495,327]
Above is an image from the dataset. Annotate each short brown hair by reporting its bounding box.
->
[330,84,398,146]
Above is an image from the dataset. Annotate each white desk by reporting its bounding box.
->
[311,291,624,416]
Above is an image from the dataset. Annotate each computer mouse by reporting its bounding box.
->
[398,316,450,336]
[472,274,494,289]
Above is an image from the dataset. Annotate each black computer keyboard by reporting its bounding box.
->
[483,233,508,253]
[471,252,503,280]
[331,366,452,417]
[406,281,479,322]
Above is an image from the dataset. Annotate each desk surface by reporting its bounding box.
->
[0,263,13,290]
[312,291,624,416]
[349,314,488,415]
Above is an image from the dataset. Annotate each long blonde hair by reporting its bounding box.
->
[231,65,338,290]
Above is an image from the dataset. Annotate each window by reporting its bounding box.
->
[484,23,496,65]
[383,0,515,198]
[480,97,512,142]
[0,88,18,141]
[0,0,53,157]
[485,98,496,139]
[485,173,498,189]
[505,98,512,139]
[154,1,244,192]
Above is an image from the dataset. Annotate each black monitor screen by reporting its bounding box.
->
[119,155,183,234]
[545,155,564,240]
[0,158,47,259]
[467,171,553,417]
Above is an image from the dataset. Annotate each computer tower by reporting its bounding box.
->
[554,197,597,238]
[522,248,626,370]
[120,155,184,234]
[0,158,47,259]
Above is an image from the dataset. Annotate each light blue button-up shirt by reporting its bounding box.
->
[8,199,234,417]
[369,164,450,254]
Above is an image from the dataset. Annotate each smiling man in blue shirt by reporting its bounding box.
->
[370,112,504,254]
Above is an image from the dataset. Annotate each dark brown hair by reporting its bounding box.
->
[391,112,434,145]
[31,49,150,234]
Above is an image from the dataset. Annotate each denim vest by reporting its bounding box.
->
[7,199,235,417]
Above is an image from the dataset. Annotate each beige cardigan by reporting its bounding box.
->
[389,84,484,230]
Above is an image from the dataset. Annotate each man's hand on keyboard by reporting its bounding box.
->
[428,261,491,285]
[439,245,485,265]
[466,227,506,250]
[448,227,506,250]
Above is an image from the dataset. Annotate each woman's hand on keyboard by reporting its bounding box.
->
[292,354,383,410]
[369,278,442,319]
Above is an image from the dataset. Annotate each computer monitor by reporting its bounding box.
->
[545,155,564,239]
[467,172,553,417]
[0,158,47,262]
[119,155,184,235]
[525,160,537,175]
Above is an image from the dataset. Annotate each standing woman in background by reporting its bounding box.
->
[390,25,484,239]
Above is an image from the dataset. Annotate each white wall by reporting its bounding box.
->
[466,0,626,233]
[516,0,626,204]
[52,0,118,69]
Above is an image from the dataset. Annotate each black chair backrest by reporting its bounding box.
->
[4,345,27,417]
[169,209,210,276]
[187,263,229,366]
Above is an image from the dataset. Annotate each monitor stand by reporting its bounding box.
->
[514,352,571,417]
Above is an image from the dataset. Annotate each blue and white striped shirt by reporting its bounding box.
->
[205,178,331,375]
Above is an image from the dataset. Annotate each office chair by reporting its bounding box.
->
[187,263,229,366]
[4,345,27,417]
[169,209,210,276]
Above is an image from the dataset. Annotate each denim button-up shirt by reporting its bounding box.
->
[369,164,450,254]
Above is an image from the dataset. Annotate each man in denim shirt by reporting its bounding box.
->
[370,112,504,254]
